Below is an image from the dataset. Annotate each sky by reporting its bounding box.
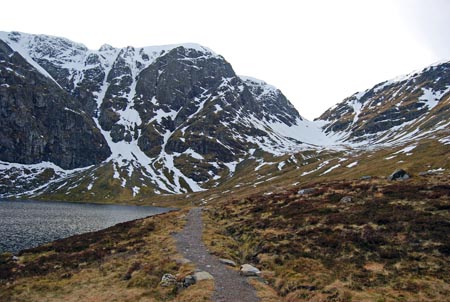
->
[1,0,449,119]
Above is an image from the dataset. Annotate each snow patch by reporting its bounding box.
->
[183,148,204,160]
[439,137,450,145]
[394,144,417,154]
[132,186,140,197]
[214,104,223,113]
[346,161,358,168]
[224,161,239,176]
[419,86,450,110]
[320,164,341,175]
[301,160,330,176]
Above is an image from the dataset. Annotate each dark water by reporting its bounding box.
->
[0,199,170,254]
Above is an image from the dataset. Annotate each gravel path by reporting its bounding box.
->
[174,207,260,302]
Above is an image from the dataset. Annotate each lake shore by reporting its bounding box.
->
[0,199,172,254]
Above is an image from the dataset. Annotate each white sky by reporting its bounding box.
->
[1,0,449,119]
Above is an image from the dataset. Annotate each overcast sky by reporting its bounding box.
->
[1,0,449,119]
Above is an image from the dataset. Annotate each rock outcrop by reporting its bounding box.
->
[0,39,110,170]
[0,31,317,198]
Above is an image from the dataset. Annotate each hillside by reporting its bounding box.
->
[317,61,450,146]
[0,31,449,204]
[203,173,450,301]
[0,31,331,201]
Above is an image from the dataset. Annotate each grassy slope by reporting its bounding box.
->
[26,135,449,207]
[203,174,450,302]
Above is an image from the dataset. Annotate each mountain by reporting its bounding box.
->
[0,37,110,169]
[0,31,330,200]
[317,61,450,146]
[0,31,449,201]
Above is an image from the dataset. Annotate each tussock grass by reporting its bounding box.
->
[204,173,450,301]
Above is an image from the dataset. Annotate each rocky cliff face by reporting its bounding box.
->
[0,31,321,199]
[0,39,110,170]
[1,31,449,200]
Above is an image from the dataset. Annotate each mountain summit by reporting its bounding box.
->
[0,31,330,199]
[0,31,449,201]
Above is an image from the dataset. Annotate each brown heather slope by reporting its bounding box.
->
[203,174,450,302]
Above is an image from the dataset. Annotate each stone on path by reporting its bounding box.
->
[219,258,237,267]
[240,264,261,277]
[193,271,214,281]
[174,208,260,301]
[171,257,192,265]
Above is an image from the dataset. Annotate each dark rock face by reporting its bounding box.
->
[0,31,308,196]
[0,40,110,169]
[1,31,449,198]
[135,47,235,118]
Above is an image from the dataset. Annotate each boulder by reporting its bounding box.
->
[360,175,372,180]
[240,264,261,277]
[160,273,177,287]
[298,188,315,195]
[193,271,214,281]
[219,258,237,267]
[388,169,410,181]
[171,257,192,265]
[340,196,353,203]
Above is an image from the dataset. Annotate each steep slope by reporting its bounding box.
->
[1,31,449,201]
[0,39,110,169]
[0,31,327,200]
[317,60,450,146]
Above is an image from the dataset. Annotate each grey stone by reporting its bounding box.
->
[298,188,315,195]
[340,196,353,203]
[193,271,214,281]
[388,169,410,181]
[219,258,237,267]
[160,273,177,287]
[171,257,192,265]
[240,264,261,277]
